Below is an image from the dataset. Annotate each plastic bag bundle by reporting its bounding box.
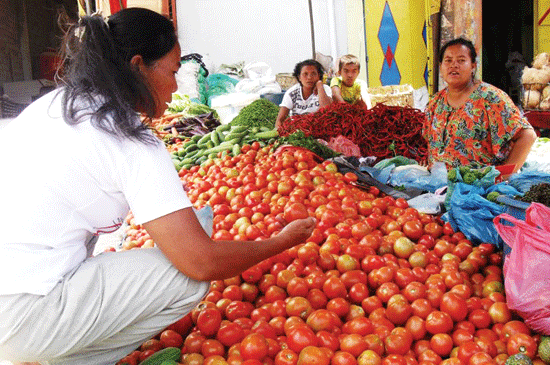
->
[327,135,361,157]
[444,166,500,210]
[494,203,550,334]
[389,162,448,193]
[508,170,550,194]
[443,183,506,246]
[206,73,239,106]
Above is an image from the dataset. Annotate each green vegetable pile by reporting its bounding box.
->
[447,166,493,184]
[274,130,341,160]
[167,94,218,117]
[230,99,279,129]
[486,191,501,202]
[517,182,550,207]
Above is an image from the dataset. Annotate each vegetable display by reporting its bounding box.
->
[517,182,550,207]
[273,130,341,160]
[161,112,220,140]
[278,102,428,163]
[229,98,280,129]
[115,142,548,365]
[169,124,279,171]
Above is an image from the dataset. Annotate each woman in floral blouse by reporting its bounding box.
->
[423,38,537,178]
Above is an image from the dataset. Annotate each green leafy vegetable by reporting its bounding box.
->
[274,130,340,160]
[230,99,279,129]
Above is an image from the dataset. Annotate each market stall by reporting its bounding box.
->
[105,79,550,365]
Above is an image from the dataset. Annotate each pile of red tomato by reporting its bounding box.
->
[118,142,546,365]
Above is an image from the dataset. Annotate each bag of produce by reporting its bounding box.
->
[444,183,506,246]
[494,202,550,334]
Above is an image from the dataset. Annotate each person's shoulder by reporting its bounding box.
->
[477,82,515,104]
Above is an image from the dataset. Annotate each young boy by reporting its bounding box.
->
[330,54,370,108]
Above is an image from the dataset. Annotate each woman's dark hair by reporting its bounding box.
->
[293,59,325,84]
[59,8,177,143]
[439,37,477,63]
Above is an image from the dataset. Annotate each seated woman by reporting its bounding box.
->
[423,37,537,178]
[275,59,333,130]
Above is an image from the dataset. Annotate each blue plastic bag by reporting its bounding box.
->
[508,171,550,194]
[389,162,448,193]
[443,182,506,246]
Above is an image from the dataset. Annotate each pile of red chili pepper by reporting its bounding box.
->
[278,102,428,163]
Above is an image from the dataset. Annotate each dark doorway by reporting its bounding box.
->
[482,0,533,106]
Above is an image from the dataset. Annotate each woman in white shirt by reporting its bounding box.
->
[0,8,315,365]
[275,59,333,131]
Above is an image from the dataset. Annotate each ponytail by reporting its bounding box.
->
[59,8,177,143]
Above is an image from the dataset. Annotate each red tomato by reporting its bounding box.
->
[384,332,411,355]
[216,322,246,347]
[285,326,317,352]
[159,329,183,348]
[275,349,299,365]
[439,292,468,322]
[305,309,342,333]
[430,333,453,357]
[197,307,223,337]
[339,333,368,357]
[297,345,330,365]
[506,333,537,358]
[402,220,423,241]
[201,339,225,358]
[425,311,454,334]
[240,333,269,361]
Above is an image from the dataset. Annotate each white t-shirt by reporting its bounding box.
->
[0,89,192,296]
[280,83,332,115]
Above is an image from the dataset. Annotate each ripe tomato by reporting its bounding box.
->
[197,307,223,337]
[216,322,246,347]
[275,348,299,365]
[425,311,454,334]
[468,308,492,329]
[339,333,368,357]
[315,330,340,352]
[297,345,330,365]
[286,326,318,353]
[305,309,342,333]
[500,320,531,341]
[430,333,453,357]
[384,332,411,355]
[240,333,269,361]
[440,292,468,322]
[506,333,537,358]
[159,329,183,348]
[402,220,423,241]
[331,350,357,365]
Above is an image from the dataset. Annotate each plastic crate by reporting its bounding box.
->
[496,195,530,256]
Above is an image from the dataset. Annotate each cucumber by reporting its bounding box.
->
[190,135,202,142]
[159,361,179,365]
[223,137,243,146]
[139,347,181,365]
[184,143,199,153]
[224,131,246,142]
[202,144,233,156]
[232,143,241,156]
[179,157,195,165]
[216,124,231,133]
[254,129,279,139]
[197,133,212,145]
[210,130,220,145]
[229,125,248,133]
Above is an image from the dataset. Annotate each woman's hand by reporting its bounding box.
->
[278,217,316,247]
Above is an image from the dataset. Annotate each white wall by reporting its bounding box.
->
[176,0,349,75]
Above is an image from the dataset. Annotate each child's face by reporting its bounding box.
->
[298,65,321,89]
[340,63,360,87]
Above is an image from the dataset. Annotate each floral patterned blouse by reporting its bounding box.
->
[423,82,532,168]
